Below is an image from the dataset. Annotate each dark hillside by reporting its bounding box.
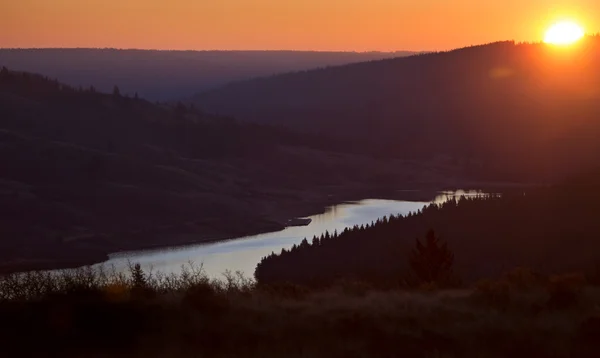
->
[0,68,460,273]
[196,37,600,182]
[255,171,600,286]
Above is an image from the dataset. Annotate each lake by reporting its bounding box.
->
[98,190,483,279]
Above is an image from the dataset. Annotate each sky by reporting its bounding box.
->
[2,0,600,52]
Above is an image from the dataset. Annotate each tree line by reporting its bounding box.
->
[256,178,600,287]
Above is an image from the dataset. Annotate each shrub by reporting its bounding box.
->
[585,262,600,286]
[546,273,587,310]
[473,278,511,309]
[418,282,439,292]
[182,281,229,315]
[258,282,310,300]
[337,280,372,297]
[503,267,546,290]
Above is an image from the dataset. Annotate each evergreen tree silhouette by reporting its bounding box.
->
[113,85,121,97]
[409,230,454,284]
[130,263,147,288]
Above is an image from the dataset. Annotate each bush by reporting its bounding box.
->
[337,280,372,297]
[503,267,546,290]
[473,278,511,309]
[546,273,587,310]
[257,282,310,300]
[182,281,229,315]
[418,281,439,292]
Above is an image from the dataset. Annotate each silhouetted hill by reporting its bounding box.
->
[0,49,414,101]
[255,172,600,287]
[195,37,600,182]
[0,67,463,273]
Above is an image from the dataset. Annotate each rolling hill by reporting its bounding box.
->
[0,67,460,273]
[195,37,600,182]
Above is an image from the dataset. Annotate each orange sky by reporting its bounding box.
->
[2,0,600,51]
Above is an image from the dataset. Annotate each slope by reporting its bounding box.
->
[0,67,460,273]
[195,38,600,182]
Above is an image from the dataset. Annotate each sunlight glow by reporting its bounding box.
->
[544,21,585,45]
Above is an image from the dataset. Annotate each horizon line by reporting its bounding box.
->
[0,47,422,54]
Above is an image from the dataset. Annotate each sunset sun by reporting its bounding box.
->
[544,21,585,45]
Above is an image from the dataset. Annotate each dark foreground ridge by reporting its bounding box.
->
[2,263,600,358]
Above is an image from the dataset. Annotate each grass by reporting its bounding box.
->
[1,265,600,357]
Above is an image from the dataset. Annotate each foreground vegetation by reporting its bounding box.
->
[2,264,600,357]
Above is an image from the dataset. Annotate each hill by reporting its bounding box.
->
[195,37,600,182]
[255,172,600,287]
[0,67,462,273]
[0,49,414,101]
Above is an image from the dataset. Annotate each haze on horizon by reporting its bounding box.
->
[3,0,600,52]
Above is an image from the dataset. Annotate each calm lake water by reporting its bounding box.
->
[99,190,483,278]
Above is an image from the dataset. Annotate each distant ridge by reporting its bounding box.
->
[0,49,415,101]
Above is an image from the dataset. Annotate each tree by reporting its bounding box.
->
[312,236,320,246]
[113,85,121,97]
[300,238,310,249]
[130,263,147,289]
[408,230,455,285]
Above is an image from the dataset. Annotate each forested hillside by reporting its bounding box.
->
[196,37,600,182]
[255,173,600,286]
[0,67,460,273]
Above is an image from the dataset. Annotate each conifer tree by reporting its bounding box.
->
[409,230,454,284]
[130,263,147,288]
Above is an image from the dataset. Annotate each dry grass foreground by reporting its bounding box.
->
[1,265,600,358]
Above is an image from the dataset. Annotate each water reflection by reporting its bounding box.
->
[100,190,485,278]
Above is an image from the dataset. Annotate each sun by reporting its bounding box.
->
[544,21,585,45]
